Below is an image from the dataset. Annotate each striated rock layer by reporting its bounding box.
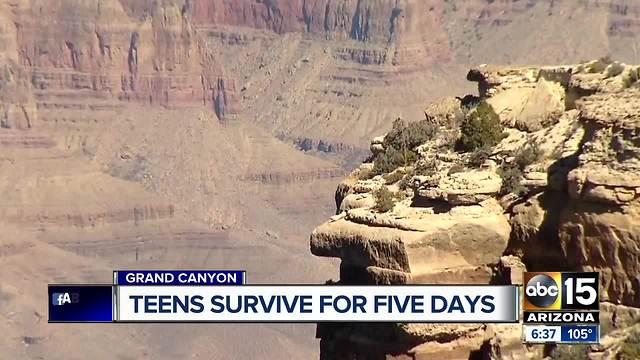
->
[3,0,638,152]
[7,0,236,121]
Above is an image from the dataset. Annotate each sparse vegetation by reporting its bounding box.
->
[467,145,492,168]
[617,327,640,360]
[383,170,405,185]
[373,118,438,175]
[397,166,416,190]
[356,167,374,180]
[498,164,525,196]
[398,175,412,191]
[605,62,625,78]
[373,187,395,213]
[621,70,636,89]
[373,147,412,174]
[587,56,613,73]
[515,143,543,170]
[548,345,590,360]
[497,143,543,196]
[447,164,466,175]
[414,158,437,176]
[456,100,503,152]
[438,129,460,149]
[107,155,149,182]
[384,118,437,152]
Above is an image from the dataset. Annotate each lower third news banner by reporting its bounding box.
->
[49,270,519,323]
[115,285,518,322]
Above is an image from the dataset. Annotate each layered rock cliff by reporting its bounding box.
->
[310,59,640,359]
[3,0,236,121]
[0,0,453,129]
[3,0,640,152]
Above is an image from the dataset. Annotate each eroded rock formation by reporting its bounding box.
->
[310,59,640,359]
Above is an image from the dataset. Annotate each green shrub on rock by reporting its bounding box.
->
[373,118,437,175]
[373,187,395,213]
[497,144,543,197]
[587,56,613,73]
[384,118,437,151]
[456,101,503,152]
[373,147,414,174]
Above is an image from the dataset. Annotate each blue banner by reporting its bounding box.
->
[48,285,113,322]
[115,270,245,285]
[560,325,599,343]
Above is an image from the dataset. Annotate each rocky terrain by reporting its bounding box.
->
[2,0,640,359]
[311,58,640,359]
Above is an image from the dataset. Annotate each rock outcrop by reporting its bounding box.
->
[310,59,640,359]
[0,61,37,129]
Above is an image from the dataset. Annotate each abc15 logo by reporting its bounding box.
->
[524,272,599,310]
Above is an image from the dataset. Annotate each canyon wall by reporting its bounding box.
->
[444,0,640,64]
[4,0,452,124]
[4,0,639,149]
[3,0,234,123]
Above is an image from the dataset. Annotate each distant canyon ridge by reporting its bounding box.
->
[2,0,639,148]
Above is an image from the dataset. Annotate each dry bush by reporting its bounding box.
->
[356,167,374,180]
[467,145,492,168]
[373,118,438,175]
[498,164,525,196]
[383,170,405,185]
[515,143,543,170]
[617,327,640,360]
[373,187,395,213]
